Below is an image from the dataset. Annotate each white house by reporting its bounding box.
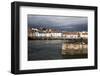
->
[33,32,62,38]
[51,32,62,38]
[63,32,79,39]
[32,28,38,31]
[80,32,88,38]
[33,32,46,37]
[45,33,51,37]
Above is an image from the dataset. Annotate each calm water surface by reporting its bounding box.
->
[28,40,87,61]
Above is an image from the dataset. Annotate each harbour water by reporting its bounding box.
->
[28,40,88,61]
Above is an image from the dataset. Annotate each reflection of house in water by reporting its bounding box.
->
[62,43,88,55]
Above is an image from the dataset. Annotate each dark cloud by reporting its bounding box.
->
[28,15,88,32]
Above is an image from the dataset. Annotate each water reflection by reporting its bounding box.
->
[62,43,88,55]
[28,40,88,61]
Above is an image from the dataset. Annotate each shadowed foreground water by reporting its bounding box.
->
[28,40,87,61]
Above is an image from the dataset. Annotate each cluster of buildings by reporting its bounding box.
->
[28,27,88,40]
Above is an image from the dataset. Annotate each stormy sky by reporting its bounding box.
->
[28,15,88,32]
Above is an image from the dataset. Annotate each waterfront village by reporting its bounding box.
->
[28,27,88,55]
[28,27,88,40]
